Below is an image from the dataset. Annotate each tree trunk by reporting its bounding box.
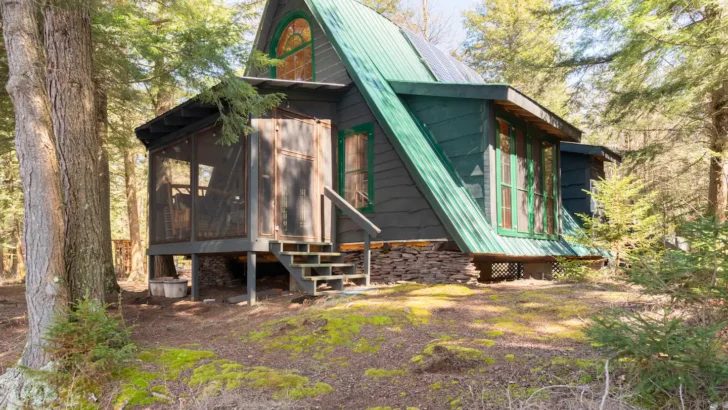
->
[95,86,121,294]
[44,3,111,303]
[1,0,68,370]
[708,83,728,222]
[0,246,5,277]
[154,254,178,279]
[152,85,179,279]
[14,218,25,281]
[123,145,146,282]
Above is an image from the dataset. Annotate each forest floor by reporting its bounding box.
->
[0,278,646,410]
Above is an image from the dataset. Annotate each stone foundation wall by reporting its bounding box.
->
[199,255,241,288]
[341,241,480,284]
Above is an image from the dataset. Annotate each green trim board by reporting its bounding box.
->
[338,122,375,213]
[269,11,316,81]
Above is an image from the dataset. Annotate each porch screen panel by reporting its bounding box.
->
[516,129,529,232]
[533,136,545,233]
[195,126,246,240]
[498,119,513,230]
[258,116,275,237]
[544,142,556,234]
[151,139,191,244]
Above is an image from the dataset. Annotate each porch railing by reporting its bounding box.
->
[323,186,381,284]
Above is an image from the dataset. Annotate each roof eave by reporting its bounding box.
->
[561,142,623,163]
[135,77,349,147]
[389,80,582,142]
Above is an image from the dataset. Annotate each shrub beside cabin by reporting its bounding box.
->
[135,0,608,303]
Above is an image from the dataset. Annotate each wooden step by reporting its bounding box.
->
[280,252,342,257]
[301,274,367,281]
[290,263,354,268]
[271,240,333,246]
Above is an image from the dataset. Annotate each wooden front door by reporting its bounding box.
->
[275,110,319,241]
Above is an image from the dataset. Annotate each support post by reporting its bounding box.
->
[248,127,259,242]
[363,233,371,286]
[147,254,155,293]
[191,253,200,301]
[247,251,257,306]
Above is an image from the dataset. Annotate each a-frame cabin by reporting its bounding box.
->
[135,0,606,304]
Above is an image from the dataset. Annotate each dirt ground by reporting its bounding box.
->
[0,279,645,410]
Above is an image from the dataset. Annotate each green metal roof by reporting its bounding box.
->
[301,0,602,258]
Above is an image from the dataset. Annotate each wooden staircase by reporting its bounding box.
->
[270,240,368,296]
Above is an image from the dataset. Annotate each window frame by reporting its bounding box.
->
[338,122,375,213]
[495,112,560,240]
[269,11,316,81]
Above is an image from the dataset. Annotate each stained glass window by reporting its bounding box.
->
[275,18,313,81]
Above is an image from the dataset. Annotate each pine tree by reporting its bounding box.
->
[577,172,662,272]
[559,0,728,221]
[462,0,567,112]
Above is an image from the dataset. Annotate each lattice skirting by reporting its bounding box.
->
[480,262,523,282]
[550,261,565,277]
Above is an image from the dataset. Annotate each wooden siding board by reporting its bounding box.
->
[560,152,591,217]
[336,86,450,243]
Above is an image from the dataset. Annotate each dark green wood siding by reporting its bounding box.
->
[403,95,488,215]
[560,151,591,220]
[336,87,450,243]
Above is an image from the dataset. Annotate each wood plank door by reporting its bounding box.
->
[275,109,319,241]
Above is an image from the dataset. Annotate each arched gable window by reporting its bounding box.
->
[271,14,314,81]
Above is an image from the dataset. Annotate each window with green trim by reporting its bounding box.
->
[338,123,374,212]
[496,117,560,239]
[270,14,314,81]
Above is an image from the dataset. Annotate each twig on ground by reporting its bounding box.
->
[522,384,588,408]
[679,383,685,410]
[600,359,610,410]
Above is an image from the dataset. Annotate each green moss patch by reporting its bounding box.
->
[243,311,393,358]
[364,368,407,378]
[114,367,165,408]
[114,348,333,407]
[140,348,217,381]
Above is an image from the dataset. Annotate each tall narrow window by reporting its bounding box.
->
[498,119,513,230]
[544,142,556,234]
[272,16,313,81]
[339,123,374,211]
[515,129,529,233]
[533,136,545,234]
